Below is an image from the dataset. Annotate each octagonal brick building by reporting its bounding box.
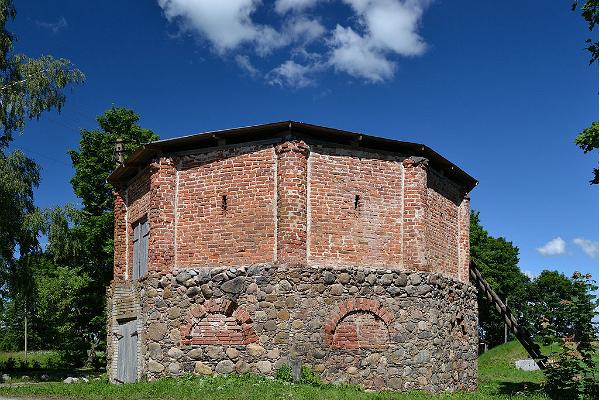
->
[106,121,478,391]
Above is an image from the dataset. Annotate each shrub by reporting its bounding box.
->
[275,364,293,382]
[16,359,29,370]
[300,366,320,386]
[275,364,321,386]
[544,272,598,400]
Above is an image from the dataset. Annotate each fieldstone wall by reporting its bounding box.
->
[130,264,477,392]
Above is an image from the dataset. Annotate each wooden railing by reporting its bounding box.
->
[470,262,548,370]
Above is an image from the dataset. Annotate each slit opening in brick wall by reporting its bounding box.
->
[354,194,360,210]
[221,194,227,211]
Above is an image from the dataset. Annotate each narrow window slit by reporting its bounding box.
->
[354,194,360,210]
[221,195,228,211]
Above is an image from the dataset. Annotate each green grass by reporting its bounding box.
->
[0,350,61,367]
[0,341,572,399]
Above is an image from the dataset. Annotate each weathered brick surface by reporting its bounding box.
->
[113,187,127,280]
[176,146,276,267]
[275,141,309,265]
[308,146,403,267]
[112,140,470,281]
[426,169,461,278]
[402,157,429,271]
[180,299,258,346]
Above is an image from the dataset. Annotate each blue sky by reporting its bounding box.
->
[8,0,599,280]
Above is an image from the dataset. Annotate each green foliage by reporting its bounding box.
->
[0,0,84,148]
[275,364,321,386]
[0,150,40,284]
[0,0,83,351]
[572,0,599,64]
[545,272,599,400]
[24,107,157,366]
[523,270,587,342]
[574,121,599,184]
[470,211,530,347]
[68,107,158,214]
[275,364,293,382]
[571,1,598,184]
[300,365,321,386]
[0,254,96,367]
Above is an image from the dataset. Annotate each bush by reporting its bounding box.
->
[300,366,320,386]
[544,272,598,400]
[275,364,293,382]
[16,359,29,370]
[275,364,321,386]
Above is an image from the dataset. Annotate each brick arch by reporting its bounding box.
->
[180,299,258,345]
[324,298,395,349]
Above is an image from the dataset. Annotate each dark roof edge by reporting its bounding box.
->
[108,121,477,192]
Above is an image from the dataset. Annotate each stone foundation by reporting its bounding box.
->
[107,264,477,392]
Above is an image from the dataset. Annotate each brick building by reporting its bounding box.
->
[107,121,478,391]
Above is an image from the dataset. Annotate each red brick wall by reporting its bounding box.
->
[180,299,258,345]
[275,141,310,265]
[426,169,462,278]
[457,195,470,282]
[148,158,177,273]
[113,187,127,281]
[113,140,471,282]
[325,298,395,349]
[308,147,403,267]
[402,157,429,271]
[175,146,276,267]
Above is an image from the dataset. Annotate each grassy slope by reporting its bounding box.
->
[0,341,553,399]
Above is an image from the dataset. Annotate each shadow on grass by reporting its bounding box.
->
[495,381,545,396]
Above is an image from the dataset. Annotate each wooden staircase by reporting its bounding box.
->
[470,262,548,370]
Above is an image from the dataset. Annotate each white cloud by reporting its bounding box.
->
[326,0,428,81]
[275,0,324,14]
[36,17,68,34]
[235,55,260,77]
[536,237,567,256]
[157,0,285,54]
[329,25,396,82]
[267,60,318,88]
[286,17,326,44]
[573,238,599,258]
[157,0,431,86]
[343,0,427,56]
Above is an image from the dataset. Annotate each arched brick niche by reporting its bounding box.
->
[180,298,258,345]
[325,298,395,349]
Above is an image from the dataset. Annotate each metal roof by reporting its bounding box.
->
[107,120,477,192]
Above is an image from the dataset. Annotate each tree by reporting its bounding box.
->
[524,270,591,341]
[572,0,599,65]
[0,0,84,148]
[574,121,599,184]
[572,1,599,184]
[470,211,531,347]
[36,107,157,366]
[65,107,158,285]
[544,272,598,399]
[0,0,83,306]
